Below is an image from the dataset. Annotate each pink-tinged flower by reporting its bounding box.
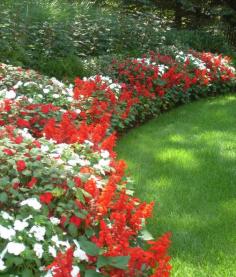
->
[16,160,26,172]
[3,148,14,156]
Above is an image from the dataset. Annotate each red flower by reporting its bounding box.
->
[16,160,26,172]
[158,90,165,97]
[40,192,53,204]
[16,118,30,128]
[27,177,38,188]
[3,148,14,156]
[14,136,24,144]
[70,215,81,227]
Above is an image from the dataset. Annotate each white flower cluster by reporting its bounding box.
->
[136,58,169,76]
[175,51,207,70]
[0,63,74,105]
[39,136,113,183]
[0,206,84,273]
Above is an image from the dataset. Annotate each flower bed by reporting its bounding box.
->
[0,50,235,276]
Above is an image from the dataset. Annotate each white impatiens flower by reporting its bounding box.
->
[14,219,29,231]
[7,242,25,256]
[20,198,42,210]
[13,81,23,89]
[41,145,49,153]
[71,266,80,277]
[5,90,16,99]
[73,247,88,261]
[1,211,13,221]
[48,246,57,257]
[34,243,44,258]
[44,270,53,277]
[73,240,88,261]
[29,226,46,241]
[18,128,33,139]
[49,217,60,225]
[98,159,110,167]
[67,159,78,166]
[84,140,94,147]
[101,150,109,159]
[0,259,6,271]
[43,88,50,94]
[51,235,70,249]
[0,225,16,240]
[51,77,64,88]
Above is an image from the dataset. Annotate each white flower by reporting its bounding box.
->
[49,217,60,225]
[68,159,78,166]
[29,226,46,241]
[0,225,16,240]
[1,211,13,221]
[51,235,70,249]
[44,270,53,277]
[43,88,50,94]
[14,220,29,231]
[51,78,64,88]
[101,150,109,159]
[48,246,57,257]
[13,81,23,89]
[71,266,80,277]
[99,159,110,167]
[5,90,16,99]
[73,247,88,261]
[34,243,44,258]
[73,241,88,261]
[52,94,59,99]
[41,145,49,153]
[0,259,6,271]
[20,198,42,210]
[18,128,33,139]
[7,242,25,255]
[84,140,94,147]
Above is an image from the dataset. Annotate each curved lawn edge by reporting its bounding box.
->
[116,94,236,277]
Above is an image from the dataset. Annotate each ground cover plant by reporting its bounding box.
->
[116,94,236,276]
[0,49,235,276]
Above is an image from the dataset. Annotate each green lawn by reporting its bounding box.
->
[116,94,236,277]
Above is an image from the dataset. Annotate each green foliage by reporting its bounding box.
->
[0,0,168,79]
[164,29,235,55]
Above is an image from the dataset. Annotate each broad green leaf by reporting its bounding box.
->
[79,236,100,256]
[85,270,102,277]
[0,192,8,203]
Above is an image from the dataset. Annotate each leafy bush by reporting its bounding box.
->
[164,29,235,56]
[0,0,169,79]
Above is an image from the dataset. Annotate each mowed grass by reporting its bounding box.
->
[116,94,236,277]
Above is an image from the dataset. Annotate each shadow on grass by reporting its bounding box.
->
[116,94,236,275]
